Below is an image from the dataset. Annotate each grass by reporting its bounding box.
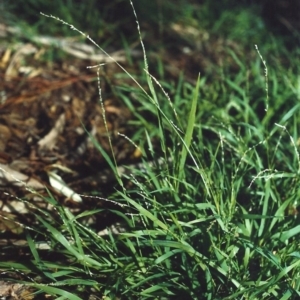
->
[1,0,300,299]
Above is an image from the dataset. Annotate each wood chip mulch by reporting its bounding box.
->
[0,28,141,234]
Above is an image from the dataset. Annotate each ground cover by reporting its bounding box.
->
[0,0,300,299]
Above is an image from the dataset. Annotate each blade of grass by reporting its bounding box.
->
[176,74,200,193]
[25,230,56,281]
[30,284,83,300]
[34,215,105,269]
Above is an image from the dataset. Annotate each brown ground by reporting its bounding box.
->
[0,32,140,200]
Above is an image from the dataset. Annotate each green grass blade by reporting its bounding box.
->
[176,74,200,191]
[31,284,83,300]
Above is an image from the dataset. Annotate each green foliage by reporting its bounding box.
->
[2,0,300,299]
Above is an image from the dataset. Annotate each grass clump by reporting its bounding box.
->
[1,1,300,300]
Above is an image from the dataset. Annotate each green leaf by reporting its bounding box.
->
[176,74,200,191]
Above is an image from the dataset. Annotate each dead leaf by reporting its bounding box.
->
[47,170,82,203]
[0,281,34,300]
[0,212,24,234]
[38,113,65,151]
[0,124,11,151]
[0,163,44,190]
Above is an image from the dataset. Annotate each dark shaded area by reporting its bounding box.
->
[262,0,300,32]
[262,0,300,46]
[3,0,299,52]
[204,0,300,46]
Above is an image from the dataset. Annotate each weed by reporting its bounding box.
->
[1,1,300,299]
